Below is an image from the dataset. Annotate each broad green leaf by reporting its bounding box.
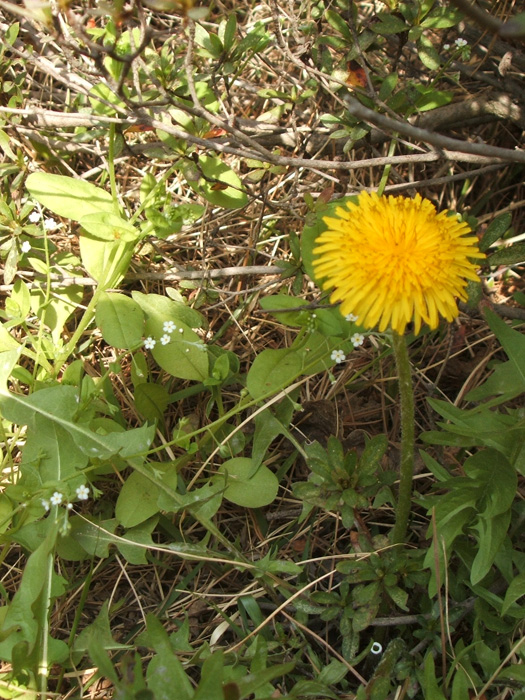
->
[30,284,84,344]
[145,317,209,382]
[259,295,310,327]
[134,382,169,422]
[0,324,20,352]
[217,457,279,508]
[0,379,154,463]
[132,291,205,329]
[186,155,248,209]
[247,348,302,399]
[118,517,157,564]
[116,471,160,528]
[325,9,352,41]
[26,173,115,221]
[89,82,127,116]
[68,517,118,558]
[295,331,352,374]
[79,236,134,284]
[501,571,525,615]
[418,36,441,70]
[95,292,145,349]
[21,412,88,484]
[421,6,462,28]
[79,212,139,243]
[193,651,225,700]
[373,12,408,34]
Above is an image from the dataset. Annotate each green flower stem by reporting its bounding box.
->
[391,330,415,544]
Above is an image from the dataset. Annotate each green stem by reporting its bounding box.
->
[391,331,415,544]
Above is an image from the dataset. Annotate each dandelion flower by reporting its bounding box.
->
[313,192,484,335]
[330,349,346,364]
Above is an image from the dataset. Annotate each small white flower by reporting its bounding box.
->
[163,321,176,334]
[67,502,74,510]
[44,217,58,231]
[41,499,50,511]
[443,43,450,50]
[351,333,365,347]
[345,313,358,322]
[185,348,189,353]
[76,484,90,501]
[178,327,184,334]
[160,334,171,345]
[20,240,31,253]
[311,313,316,318]
[28,211,40,223]
[331,349,346,364]
[50,491,63,506]
[144,336,156,350]
[455,38,467,47]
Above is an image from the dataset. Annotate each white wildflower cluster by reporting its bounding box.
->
[331,349,346,364]
[41,484,90,512]
[144,319,185,350]
[28,210,58,230]
[443,38,468,50]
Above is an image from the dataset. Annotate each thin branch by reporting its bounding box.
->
[344,96,525,164]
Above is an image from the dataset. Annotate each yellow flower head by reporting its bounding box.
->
[313,192,485,335]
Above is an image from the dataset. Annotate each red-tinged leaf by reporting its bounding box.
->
[126,124,155,133]
[347,60,367,88]
[202,127,227,138]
